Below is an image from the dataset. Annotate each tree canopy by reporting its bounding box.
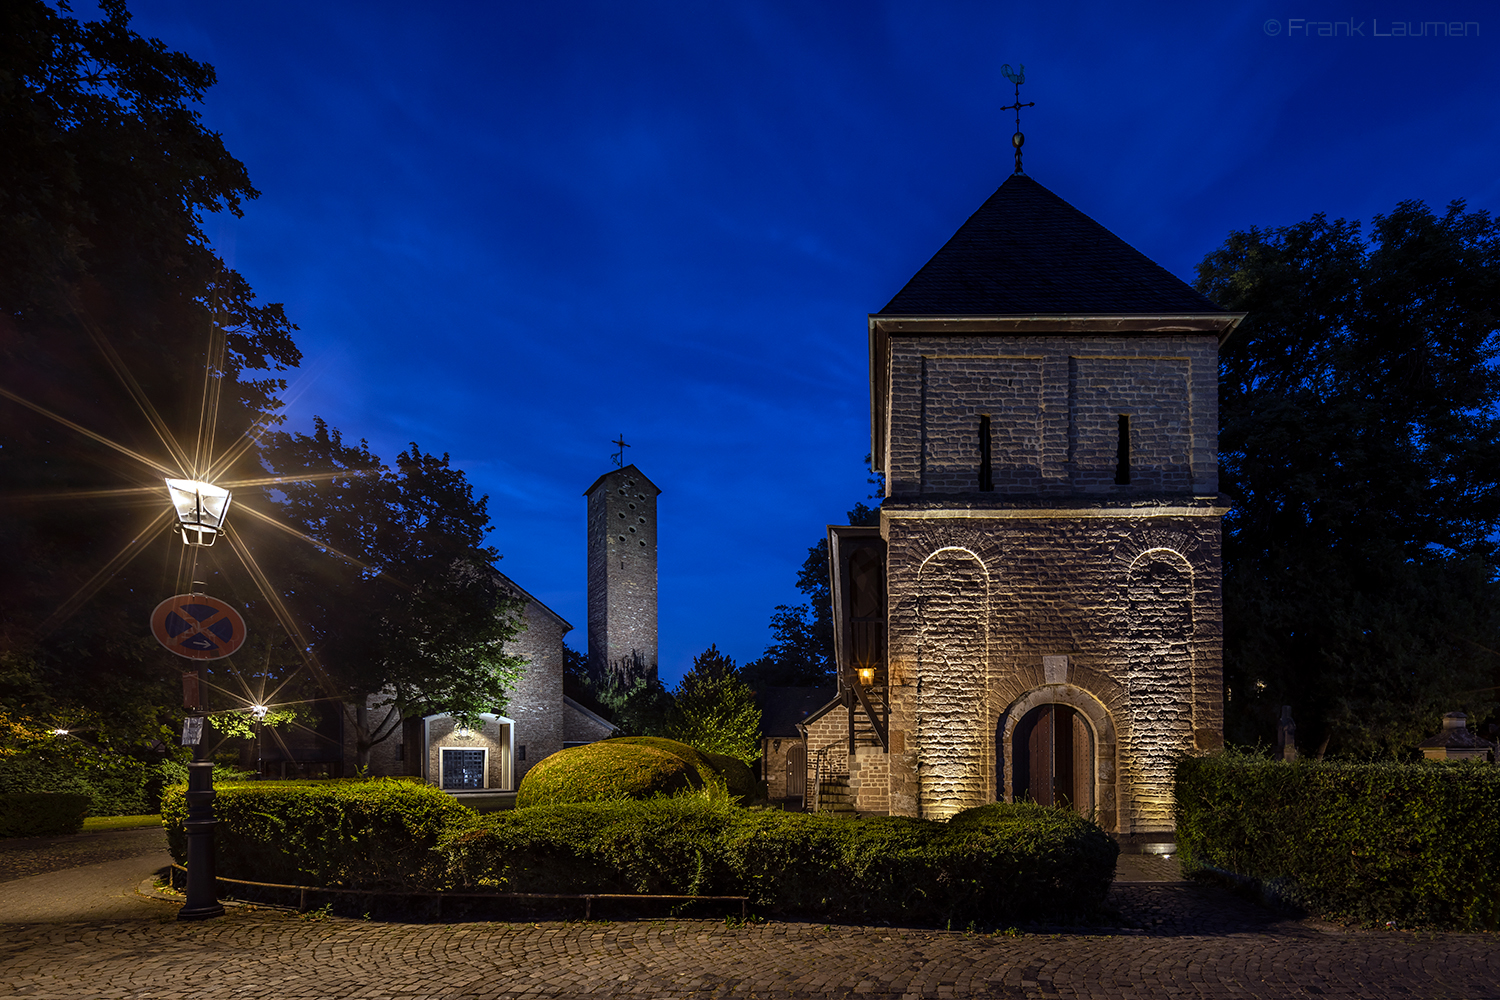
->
[664,645,762,764]
[0,0,298,751]
[252,421,527,762]
[0,2,522,767]
[1197,199,1500,756]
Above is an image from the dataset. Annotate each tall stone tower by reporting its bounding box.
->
[584,464,661,689]
[817,171,1243,842]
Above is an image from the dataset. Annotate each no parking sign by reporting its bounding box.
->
[151,594,247,660]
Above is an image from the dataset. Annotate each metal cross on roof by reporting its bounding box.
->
[1000,63,1034,175]
[611,434,630,468]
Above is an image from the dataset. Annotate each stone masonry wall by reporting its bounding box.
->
[884,334,1219,499]
[500,580,569,786]
[882,510,1223,832]
[586,467,660,685]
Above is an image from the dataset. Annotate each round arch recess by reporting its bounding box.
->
[995,684,1117,833]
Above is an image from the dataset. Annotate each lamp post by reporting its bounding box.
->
[167,477,231,921]
[251,704,267,780]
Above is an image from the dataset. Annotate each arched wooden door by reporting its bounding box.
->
[1011,704,1094,814]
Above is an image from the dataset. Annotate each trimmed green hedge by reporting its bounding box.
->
[1176,751,1500,929]
[0,792,91,838]
[441,797,1116,926]
[161,779,471,890]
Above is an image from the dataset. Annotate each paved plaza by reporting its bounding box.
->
[1,828,1496,999]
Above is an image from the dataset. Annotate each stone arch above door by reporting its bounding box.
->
[996,684,1117,833]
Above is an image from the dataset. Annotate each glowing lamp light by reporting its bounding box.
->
[165,478,232,546]
[52,729,69,736]
[251,705,268,721]
[857,666,876,687]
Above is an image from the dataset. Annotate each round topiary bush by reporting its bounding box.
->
[606,737,759,802]
[516,741,699,808]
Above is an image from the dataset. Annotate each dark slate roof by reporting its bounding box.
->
[753,685,838,737]
[582,463,662,499]
[879,174,1224,316]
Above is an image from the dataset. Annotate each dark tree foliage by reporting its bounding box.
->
[742,499,879,688]
[0,0,298,750]
[1196,200,1500,757]
[664,645,762,763]
[253,420,526,764]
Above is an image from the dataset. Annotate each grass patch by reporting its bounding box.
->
[82,813,163,832]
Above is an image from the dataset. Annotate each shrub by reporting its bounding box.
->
[700,750,758,801]
[520,737,761,806]
[0,730,156,817]
[1176,750,1500,929]
[515,740,699,807]
[441,796,1116,925]
[0,792,91,837]
[161,778,471,890]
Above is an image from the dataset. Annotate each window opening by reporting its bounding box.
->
[978,415,993,492]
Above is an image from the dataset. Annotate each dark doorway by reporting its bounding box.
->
[1011,704,1094,813]
[785,744,806,799]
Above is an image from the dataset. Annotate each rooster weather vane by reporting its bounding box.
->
[1000,63,1034,175]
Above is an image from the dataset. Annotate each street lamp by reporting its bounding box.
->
[168,478,229,921]
[164,478,232,546]
[251,704,268,780]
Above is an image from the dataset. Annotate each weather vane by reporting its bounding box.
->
[611,434,630,469]
[1000,63,1034,175]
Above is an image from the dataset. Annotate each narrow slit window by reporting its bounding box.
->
[1115,414,1131,485]
[978,415,993,492]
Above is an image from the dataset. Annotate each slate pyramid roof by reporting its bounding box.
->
[878,174,1223,316]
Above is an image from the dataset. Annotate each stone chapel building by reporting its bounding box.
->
[803,172,1242,841]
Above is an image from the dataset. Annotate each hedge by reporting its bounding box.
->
[0,792,91,838]
[441,797,1117,926]
[1176,751,1500,929]
[516,742,698,807]
[161,778,471,890]
[516,737,759,807]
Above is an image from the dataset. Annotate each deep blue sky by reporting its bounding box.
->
[116,1,1497,685]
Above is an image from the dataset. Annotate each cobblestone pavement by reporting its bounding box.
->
[0,826,167,882]
[1,835,1497,999]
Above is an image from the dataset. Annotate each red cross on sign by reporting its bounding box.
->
[150,594,247,660]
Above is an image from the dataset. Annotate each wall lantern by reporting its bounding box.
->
[857,666,876,687]
[165,478,232,546]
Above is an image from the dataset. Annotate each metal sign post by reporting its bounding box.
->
[153,590,241,921]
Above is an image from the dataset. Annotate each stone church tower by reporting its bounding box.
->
[584,465,660,689]
[816,172,1242,840]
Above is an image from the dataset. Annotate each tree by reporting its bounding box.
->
[253,420,527,766]
[741,499,879,688]
[0,0,298,752]
[1196,199,1500,756]
[664,645,762,763]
